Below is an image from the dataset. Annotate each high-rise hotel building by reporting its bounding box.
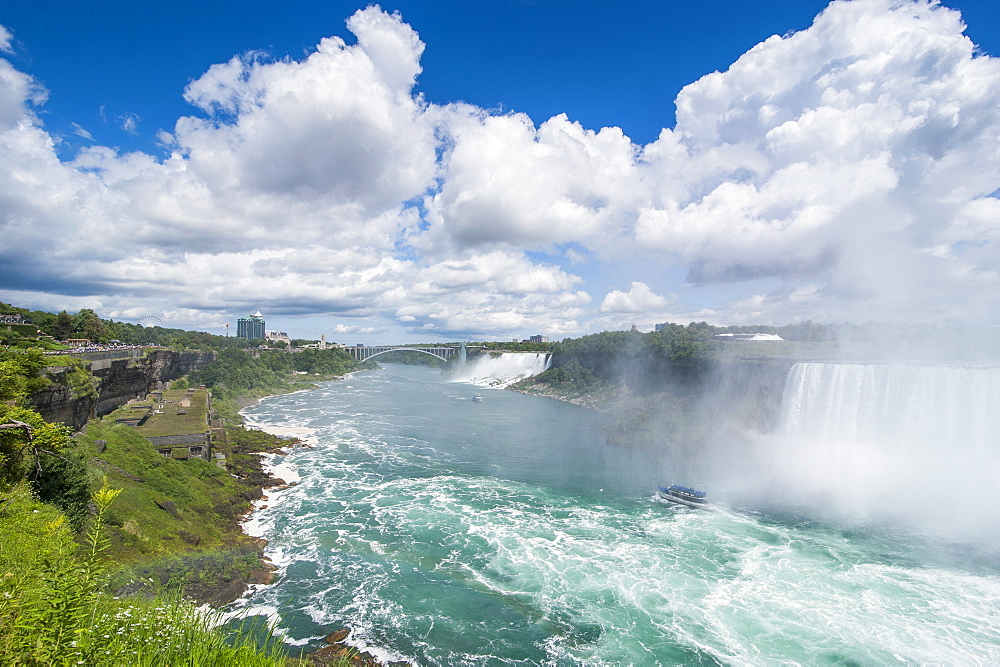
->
[237,311,265,340]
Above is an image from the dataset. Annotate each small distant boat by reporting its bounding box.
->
[657,485,708,508]
[471,394,483,402]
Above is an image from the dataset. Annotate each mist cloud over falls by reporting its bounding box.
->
[712,362,1000,541]
[1,0,999,335]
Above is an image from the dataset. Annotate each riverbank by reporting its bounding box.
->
[508,378,618,411]
[85,371,362,610]
[92,419,301,609]
[203,383,347,605]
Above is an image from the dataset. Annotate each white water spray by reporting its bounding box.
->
[754,362,1000,537]
[449,352,551,388]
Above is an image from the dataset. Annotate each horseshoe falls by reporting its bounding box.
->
[238,363,1000,665]
[733,362,1000,539]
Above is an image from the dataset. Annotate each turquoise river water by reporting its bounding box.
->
[237,363,1000,665]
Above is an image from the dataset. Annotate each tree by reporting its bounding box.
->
[74,309,106,343]
[33,448,91,529]
[52,311,73,340]
[0,406,73,491]
[0,349,75,493]
[0,349,50,401]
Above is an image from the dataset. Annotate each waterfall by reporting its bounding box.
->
[753,362,1000,536]
[780,363,1000,452]
[449,352,551,389]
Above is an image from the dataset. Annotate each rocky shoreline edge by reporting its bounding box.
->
[308,628,409,667]
[508,379,620,412]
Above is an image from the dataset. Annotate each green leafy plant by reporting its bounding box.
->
[0,481,293,666]
[64,357,99,400]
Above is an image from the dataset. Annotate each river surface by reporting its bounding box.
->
[239,364,1000,665]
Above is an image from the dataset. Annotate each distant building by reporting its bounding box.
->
[714,333,785,342]
[237,311,265,340]
[265,330,291,345]
[0,313,31,325]
[528,335,550,343]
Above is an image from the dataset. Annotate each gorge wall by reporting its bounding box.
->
[30,350,216,430]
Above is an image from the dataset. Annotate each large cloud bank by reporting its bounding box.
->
[0,0,998,338]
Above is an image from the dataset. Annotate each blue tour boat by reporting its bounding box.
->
[657,485,708,508]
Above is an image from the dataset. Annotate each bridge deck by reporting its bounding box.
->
[348,345,459,363]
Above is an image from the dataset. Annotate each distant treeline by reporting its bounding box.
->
[0,302,247,350]
[530,324,718,393]
[475,341,556,352]
[533,320,1000,392]
[0,302,340,351]
[186,347,367,407]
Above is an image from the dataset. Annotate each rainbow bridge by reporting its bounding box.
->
[347,344,466,365]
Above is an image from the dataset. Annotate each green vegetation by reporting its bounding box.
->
[77,420,246,561]
[521,324,719,396]
[0,314,366,664]
[0,349,83,518]
[0,345,278,602]
[475,340,556,352]
[190,347,367,422]
[0,481,291,665]
[509,358,608,404]
[0,348,51,397]
[64,356,101,400]
[370,348,445,367]
[1,301,268,351]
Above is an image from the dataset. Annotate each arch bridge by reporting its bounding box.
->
[347,344,466,365]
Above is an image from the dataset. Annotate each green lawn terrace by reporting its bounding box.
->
[111,387,216,461]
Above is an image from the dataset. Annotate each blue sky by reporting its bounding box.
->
[1,1,1000,343]
[4,1,847,152]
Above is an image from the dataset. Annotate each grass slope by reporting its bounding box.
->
[74,415,285,605]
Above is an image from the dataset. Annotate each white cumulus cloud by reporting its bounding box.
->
[600,282,669,313]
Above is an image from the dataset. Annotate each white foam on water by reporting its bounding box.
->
[209,602,282,630]
[266,454,302,485]
[241,459,303,539]
[353,472,1000,664]
[232,365,1000,665]
[240,509,270,539]
[249,424,321,448]
[237,408,320,537]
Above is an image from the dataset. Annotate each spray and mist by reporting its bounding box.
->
[682,330,1000,543]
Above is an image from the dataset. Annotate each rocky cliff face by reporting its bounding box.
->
[30,350,216,431]
[693,359,795,434]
